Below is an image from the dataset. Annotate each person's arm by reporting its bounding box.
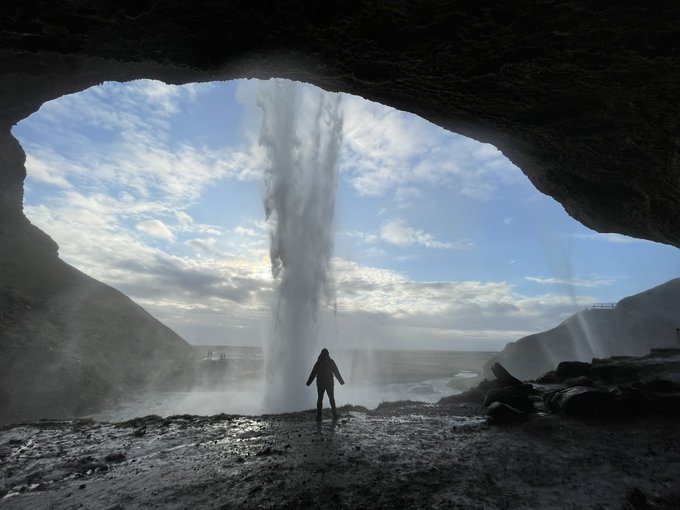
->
[332,360,345,385]
[306,361,319,386]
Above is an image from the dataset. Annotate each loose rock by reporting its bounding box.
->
[490,363,523,388]
[484,387,535,413]
[546,386,619,419]
[486,402,529,424]
[556,361,591,378]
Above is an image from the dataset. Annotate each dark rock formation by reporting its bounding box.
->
[487,279,680,380]
[1,2,680,243]
[485,401,528,424]
[564,375,594,388]
[556,361,591,378]
[545,386,620,418]
[483,386,534,413]
[490,362,523,388]
[544,383,680,419]
[447,362,538,423]
[535,371,562,384]
[473,349,680,421]
[0,218,196,424]
[2,3,680,421]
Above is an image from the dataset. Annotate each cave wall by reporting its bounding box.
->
[1,0,680,246]
[1,2,680,420]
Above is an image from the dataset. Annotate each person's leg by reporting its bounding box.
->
[316,385,325,421]
[327,385,337,420]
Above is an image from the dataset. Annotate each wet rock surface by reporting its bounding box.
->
[3,2,680,434]
[485,401,529,424]
[483,387,534,414]
[1,401,679,509]
[480,349,680,421]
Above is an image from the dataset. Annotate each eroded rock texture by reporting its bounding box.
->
[1,2,680,420]
[2,1,680,243]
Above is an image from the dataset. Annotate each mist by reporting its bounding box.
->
[259,79,343,413]
[79,79,493,422]
[89,345,493,422]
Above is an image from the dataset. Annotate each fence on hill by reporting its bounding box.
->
[587,302,617,311]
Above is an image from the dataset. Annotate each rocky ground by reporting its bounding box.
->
[2,352,680,509]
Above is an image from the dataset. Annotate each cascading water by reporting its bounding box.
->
[258,79,343,412]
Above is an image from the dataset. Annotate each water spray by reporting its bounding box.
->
[258,79,343,412]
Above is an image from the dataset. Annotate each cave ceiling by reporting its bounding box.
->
[1,1,679,247]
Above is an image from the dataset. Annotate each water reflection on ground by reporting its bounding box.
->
[4,401,678,509]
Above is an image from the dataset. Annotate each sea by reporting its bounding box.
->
[91,346,497,421]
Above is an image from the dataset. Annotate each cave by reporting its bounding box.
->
[1,0,679,410]
[2,2,680,507]
[3,2,680,416]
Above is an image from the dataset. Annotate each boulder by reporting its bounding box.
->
[535,371,563,384]
[637,390,680,416]
[588,361,640,382]
[490,363,522,388]
[565,376,594,388]
[545,385,659,419]
[439,378,496,405]
[546,386,620,419]
[484,387,535,413]
[556,361,591,378]
[633,380,680,393]
[486,402,529,425]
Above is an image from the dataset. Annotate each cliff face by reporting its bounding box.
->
[487,279,680,380]
[0,216,196,423]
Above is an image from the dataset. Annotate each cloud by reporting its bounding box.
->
[23,154,72,188]
[572,232,642,244]
[327,259,596,349]
[136,219,175,241]
[340,230,379,244]
[25,189,597,351]
[18,80,267,215]
[339,93,520,200]
[364,247,387,257]
[17,79,604,351]
[233,226,258,237]
[175,211,193,226]
[186,237,217,253]
[379,219,472,250]
[524,275,616,288]
[394,186,423,207]
[115,254,265,305]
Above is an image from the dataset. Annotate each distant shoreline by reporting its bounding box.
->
[192,344,500,355]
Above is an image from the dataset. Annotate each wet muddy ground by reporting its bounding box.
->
[2,401,679,509]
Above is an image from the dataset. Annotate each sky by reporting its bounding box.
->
[12,79,680,352]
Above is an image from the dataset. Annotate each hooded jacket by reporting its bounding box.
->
[306,349,344,387]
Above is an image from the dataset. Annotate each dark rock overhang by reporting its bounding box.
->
[1,1,679,247]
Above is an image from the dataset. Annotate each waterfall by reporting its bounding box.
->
[258,79,343,412]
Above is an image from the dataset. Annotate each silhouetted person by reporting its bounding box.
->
[306,348,344,421]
